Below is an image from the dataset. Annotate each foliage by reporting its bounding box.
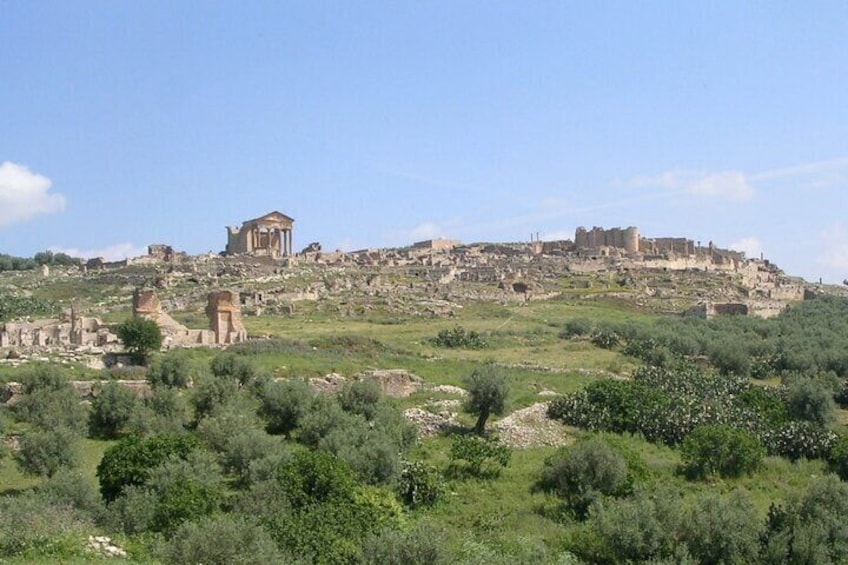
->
[0,491,93,559]
[89,380,141,438]
[536,436,631,518]
[37,469,104,518]
[432,326,487,349]
[0,294,58,322]
[160,514,288,565]
[396,460,445,508]
[761,420,837,461]
[146,350,195,388]
[338,378,383,420]
[681,489,762,564]
[761,475,848,564]
[262,450,404,563]
[679,425,765,479]
[559,318,594,339]
[548,364,836,462]
[12,365,88,434]
[96,433,201,501]
[463,366,509,435]
[117,316,163,364]
[448,434,511,479]
[363,522,450,565]
[14,427,81,477]
[785,377,837,426]
[108,450,224,536]
[210,352,257,387]
[590,330,620,350]
[827,433,848,480]
[574,486,684,563]
[190,374,241,421]
[257,377,314,437]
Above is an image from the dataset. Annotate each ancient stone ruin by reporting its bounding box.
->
[225,211,295,257]
[133,288,247,347]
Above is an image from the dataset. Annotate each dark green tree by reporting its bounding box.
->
[463,366,508,435]
[117,317,163,364]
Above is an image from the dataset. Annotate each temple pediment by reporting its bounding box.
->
[246,211,294,226]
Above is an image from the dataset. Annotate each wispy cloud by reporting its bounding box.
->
[729,236,762,258]
[749,155,848,182]
[50,243,146,261]
[0,162,66,227]
[624,169,755,201]
[817,224,848,271]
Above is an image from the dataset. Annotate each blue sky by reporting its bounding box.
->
[1,2,847,282]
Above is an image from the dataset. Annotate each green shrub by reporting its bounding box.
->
[96,433,201,501]
[679,425,765,479]
[89,381,141,438]
[762,420,836,461]
[0,492,92,558]
[432,326,487,349]
[257,378,314,437]
[681,489,762,564]
[396,460,445,508]
[147,350,195,388]
[339,379,383,420]
[576,486,684,563]
[762,475,848,564]
[591,330,620,350]
[210,352,257,387]
[363,522,450,565]
[13,366,88,434]
[448,434,511,479]
[536,436,631,518]
[160,514,288,565]
[15,427,81,478]
[117,316,163,364]
[786,378,837,426]
[559,319,593,339]
[463,366,508,435]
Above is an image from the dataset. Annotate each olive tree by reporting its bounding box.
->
[463,366,508,435]
[117,317,163,365]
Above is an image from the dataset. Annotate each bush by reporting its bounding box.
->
[117,316,163,364]
[536,436,631,518]
[786,378,837,426]
[38,469,104,518]
[762,475,848,564]
[0,492,92,559]
[576,486,683,563]
[396,460,444,508]
[89,381,141,438]
[13,366,88,434]
[146,351,195,388]
[463,366,508,435]
[432,326,487,349]
[679,425,765,479]
[559,319,593,339]
[591,330,620,350]
[680,489,762,564]
[448,434,511,479]
[257,378,314,438]
[160,514,288,565]
[210,352,257,387]
[191,375,240,421]
[338,379,383,420]
[15,427,81,478]
[762,420,836,461]
[363,522,450,565]
[96,433,201,501]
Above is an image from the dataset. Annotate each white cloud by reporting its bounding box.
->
[817,224,848,270]
[0,161,66,227]
[407,222,443,241]
[626,169,755,201]
[50,243,147,262]
[540,230,574,241]
[729,236,762,258]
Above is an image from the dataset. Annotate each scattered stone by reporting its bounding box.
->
[87,535,127,558]
[309,373,347,394]
[431,384,468,396]
[403,407,458,438]
[493,402,574,449]
[353,369,422,398]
